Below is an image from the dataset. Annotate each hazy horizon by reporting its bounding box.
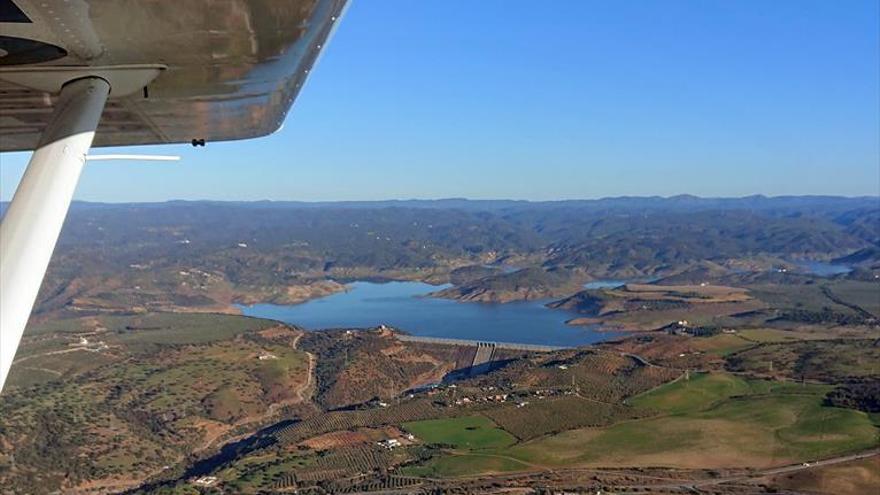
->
[2,193,878,207]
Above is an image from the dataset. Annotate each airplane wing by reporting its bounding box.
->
[0,0,349,391]
[0,0,348,151]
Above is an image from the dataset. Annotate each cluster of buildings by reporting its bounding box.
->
[72,336,109,352]
[377,438,401,449]
[193,475,218,487]
[174,267,221,290]
[377,432,416,450]
[664,319,735,337]
[452,392,509,406]
[446,386,575,408]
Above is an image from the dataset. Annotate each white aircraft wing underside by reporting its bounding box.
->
[0,0,347,151]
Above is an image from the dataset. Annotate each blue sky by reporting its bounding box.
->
[1,0,878,202]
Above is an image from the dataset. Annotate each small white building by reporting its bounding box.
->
[193,476,218,487]
[378,438,401,450]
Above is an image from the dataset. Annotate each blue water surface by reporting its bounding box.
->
[238,281,622,347]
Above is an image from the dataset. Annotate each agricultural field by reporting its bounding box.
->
[463,349,679,403]
[684,327,848,355]
[551,283,767,330]
[736,328,815,342]
[629,372,760,414]
[623,283,753,301]
[507,400,876,469]
[552,276,880,334]
[400,371,878,477]
[482,395,642,440]
[274,398,453,445]
[400,453,530,478]
[725,339,880,382]
[687,332,755,356]
[397,416,530,478]
[198,445,415,493]
[506,372,878,470]
[403,416,516,449]
[138,347,689,490]
[298,426,405,450]
[100,312,278,345]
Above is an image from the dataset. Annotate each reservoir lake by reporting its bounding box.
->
[238,281,623,347]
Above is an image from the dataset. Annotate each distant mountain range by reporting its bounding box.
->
[2,194,878,213]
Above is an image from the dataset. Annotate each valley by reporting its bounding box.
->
[0,196,878,494]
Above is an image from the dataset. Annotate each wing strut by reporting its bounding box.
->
[0,77,110,391]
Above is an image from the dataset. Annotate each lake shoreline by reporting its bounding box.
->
[238,280,625,348]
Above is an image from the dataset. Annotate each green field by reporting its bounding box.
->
[402,416,516,450]
[483,396,635,440]
[629,371,761,414]
[403,372,878,476]
[104,313,277,346]
[689,333,755,356]
[508,373,877,469]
